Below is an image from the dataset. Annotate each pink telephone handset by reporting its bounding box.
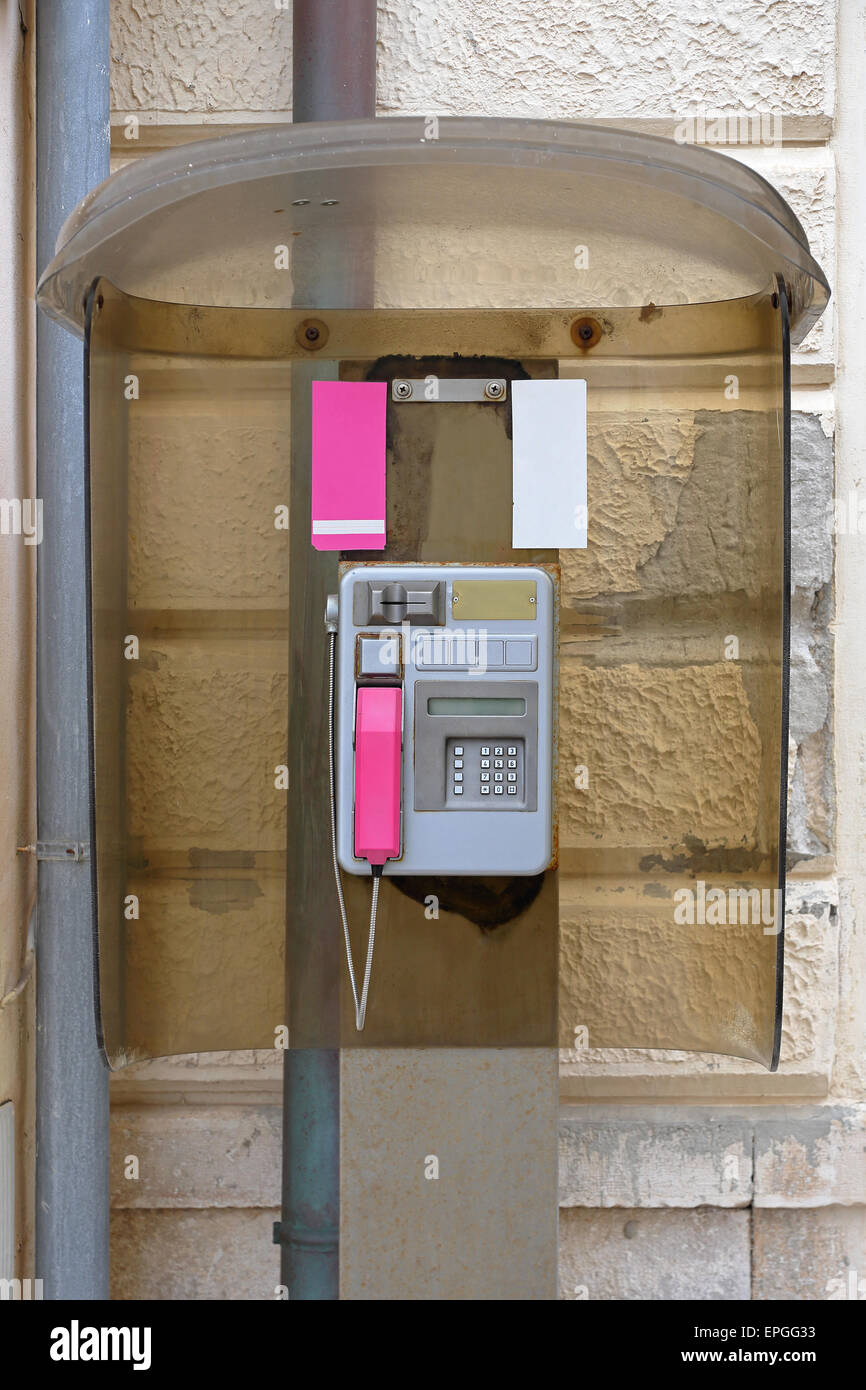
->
[327,674,401,1031]
[353,686,403,869]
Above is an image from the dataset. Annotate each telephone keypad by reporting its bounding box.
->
[447,738,526,808]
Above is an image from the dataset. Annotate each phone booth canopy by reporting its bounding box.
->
[37,118,829,1071]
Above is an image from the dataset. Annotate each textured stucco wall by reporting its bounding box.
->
[110,0,835,132]
[111,0,292,115]
[104,0,855,1302]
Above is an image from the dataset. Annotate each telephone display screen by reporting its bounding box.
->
[427,697,526,716]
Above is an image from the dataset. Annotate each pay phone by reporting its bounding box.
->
[326,565,555,1027]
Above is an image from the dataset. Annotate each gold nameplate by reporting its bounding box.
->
[451,579,537,621]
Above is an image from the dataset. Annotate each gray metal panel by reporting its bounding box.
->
[413,679,538,811]
[336,565,554,875]
[340,1048,558,1300]
[390,377,507,403]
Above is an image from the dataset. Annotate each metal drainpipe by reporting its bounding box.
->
[280,0,377,1302]
[35,0,111,1299]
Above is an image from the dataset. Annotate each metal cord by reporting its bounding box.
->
[328,630,379,1031]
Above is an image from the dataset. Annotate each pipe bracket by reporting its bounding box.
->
[18,840,90,862]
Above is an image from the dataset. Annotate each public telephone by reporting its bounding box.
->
[325,565,555,1028]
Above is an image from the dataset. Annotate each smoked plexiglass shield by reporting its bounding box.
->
[38,119,826,1067]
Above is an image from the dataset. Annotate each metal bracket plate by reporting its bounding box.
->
[17,840,90,862]
[391,377,507,403]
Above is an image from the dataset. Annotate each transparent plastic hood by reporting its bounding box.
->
[37,117,828,342]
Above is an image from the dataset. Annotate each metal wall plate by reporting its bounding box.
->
[340,1048,558,1300]
[391,377,506,403]
[451,578,537,621]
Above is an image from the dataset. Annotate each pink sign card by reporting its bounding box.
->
[311,380,387,550]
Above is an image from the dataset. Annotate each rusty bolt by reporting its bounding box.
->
[570,316,603,350]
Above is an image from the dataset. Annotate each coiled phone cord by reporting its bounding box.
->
[328,629,380,1031]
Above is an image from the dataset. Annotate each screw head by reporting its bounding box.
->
[570,316,603,351]
[484,380,505,400]
[294,317,329,352]
[393,380,413,399]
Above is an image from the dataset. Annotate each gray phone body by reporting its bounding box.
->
[336,565,555,876]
